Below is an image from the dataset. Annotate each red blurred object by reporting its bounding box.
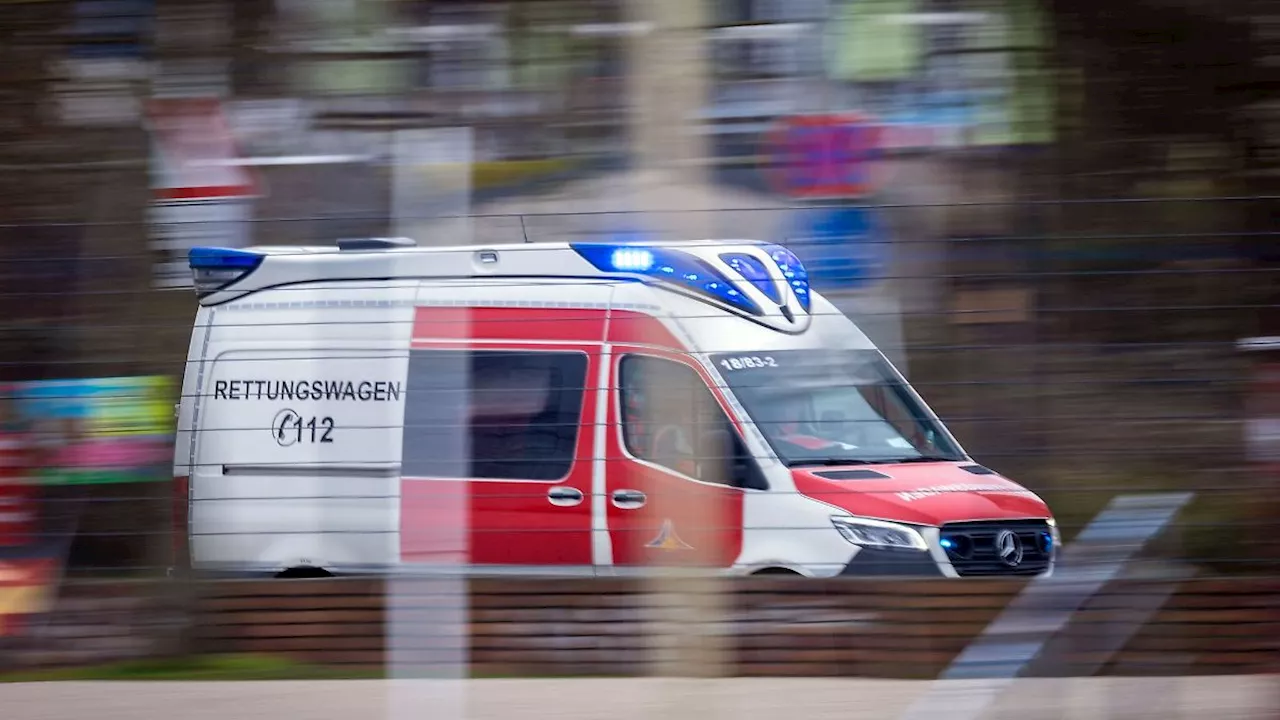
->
[0,431,36,548]
[765,114,883,199]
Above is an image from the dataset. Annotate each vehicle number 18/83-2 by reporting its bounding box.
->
[719,355,777,371]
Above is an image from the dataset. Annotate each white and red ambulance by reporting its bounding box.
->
[173,237,1058,578]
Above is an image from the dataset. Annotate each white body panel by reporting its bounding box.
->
[180,281,416,573]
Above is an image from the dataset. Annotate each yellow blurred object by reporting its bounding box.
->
[0,584,41,618]
[470,159,576,190]
[0,560,55,638]
[91,377,175,438]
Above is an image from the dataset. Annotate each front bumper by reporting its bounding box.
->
[838,547,945,577]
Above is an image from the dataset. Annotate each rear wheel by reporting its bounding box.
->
[275,566,332,579]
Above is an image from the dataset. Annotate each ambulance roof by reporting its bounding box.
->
[188,237,820,334]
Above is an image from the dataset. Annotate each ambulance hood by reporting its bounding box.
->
[790,462,1051,526]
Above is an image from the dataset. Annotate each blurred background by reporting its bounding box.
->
[0,0,1277,717]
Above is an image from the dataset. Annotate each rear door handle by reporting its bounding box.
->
[611,489,646,509]
[547,487,584,507]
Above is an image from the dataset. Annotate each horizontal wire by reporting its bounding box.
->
[11,516,1270,536]
[34,560,1280,573]
[3,341,1266,354]
[3,253,1278,281]
[16,479,1277,505]
[157,445,1253,466]
[180,300,1274,317]
[16,526,1266,548]
[0,250,1267,272]
[2,224,1278,243]
[1,270,1274,296]
[127,376,1267,393]
[144,316,1280,333]
[163,413,1247,426]
[0,276,1273,296]
[161,486,1277,501]
[5,380,1254,405]
[2,194,1279,232]
[0,363,1260,389]
[20,548,1278,571]
[166,411,1246,430]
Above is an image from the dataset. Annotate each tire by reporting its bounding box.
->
[751,567,803,577]
[275,566,332,579]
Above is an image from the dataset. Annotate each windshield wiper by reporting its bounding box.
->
[786,458,881,468]
[787,455,960,468]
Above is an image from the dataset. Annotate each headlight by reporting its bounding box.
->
[831,516,927,551]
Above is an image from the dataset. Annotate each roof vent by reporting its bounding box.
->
[336,237,417,251]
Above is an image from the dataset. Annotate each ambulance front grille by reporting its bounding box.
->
[939,519,1054,577]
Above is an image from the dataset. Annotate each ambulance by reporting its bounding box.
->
[173,237,1058,578]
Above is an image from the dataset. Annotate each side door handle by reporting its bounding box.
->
[611,489,646,509]
[547,486,584,507]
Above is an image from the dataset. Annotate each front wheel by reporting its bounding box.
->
[750,567,803,577]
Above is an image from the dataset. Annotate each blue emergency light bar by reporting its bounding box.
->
[185,241,816,314]
[762,243,811,311]
[188,246,264,295]
[571,243,766,316]
[719,252,783,304]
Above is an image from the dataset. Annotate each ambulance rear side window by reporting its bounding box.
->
[402,349,588,481]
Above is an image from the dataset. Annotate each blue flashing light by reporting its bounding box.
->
[572,243,763,317]
[188,246,264,295]
[1040,531,1054,554]
[720,253,782,304]
[189,247,264,269]
[939,538,955,550]
[610,247,655,271]
[763,243,812,312]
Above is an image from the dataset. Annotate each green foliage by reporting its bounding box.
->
[1035,466,1268,573]
[0,654,380,683]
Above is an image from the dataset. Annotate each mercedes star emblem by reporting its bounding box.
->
[996,529,1024,567]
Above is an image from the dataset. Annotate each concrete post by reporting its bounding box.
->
[624,0,714,238]
[623,1,728,717]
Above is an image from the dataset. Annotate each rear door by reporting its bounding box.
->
[191,345,408,571]
[400,305,606,570]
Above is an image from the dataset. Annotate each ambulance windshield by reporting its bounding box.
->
[710,349,964,467]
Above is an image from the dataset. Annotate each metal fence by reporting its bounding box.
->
[1,1,1278,718]
[0,199,1275,573]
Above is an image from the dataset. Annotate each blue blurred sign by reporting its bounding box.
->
[68,0,153,60]
[786,206,884,290]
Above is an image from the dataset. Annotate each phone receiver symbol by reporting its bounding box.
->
[272,409,300,447]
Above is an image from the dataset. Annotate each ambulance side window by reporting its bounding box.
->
[403,349,588,481]
[619,355,762,489]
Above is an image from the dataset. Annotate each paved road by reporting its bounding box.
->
[4,676,1277,720]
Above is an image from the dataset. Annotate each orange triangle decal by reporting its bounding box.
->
[646,519,694,550]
